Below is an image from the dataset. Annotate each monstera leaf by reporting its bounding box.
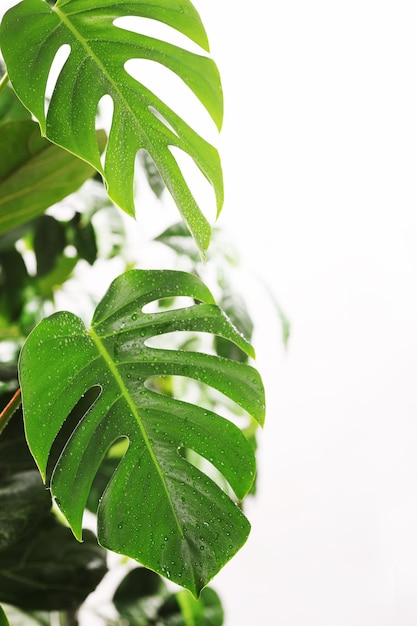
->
[19,270,265,596]
[0,0,224,255]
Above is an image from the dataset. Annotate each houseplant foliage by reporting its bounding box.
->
[0,0,266,623]
[0,0,223,257]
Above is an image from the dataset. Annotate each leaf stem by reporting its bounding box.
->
[0,388,22,435]
[0,72,10,95]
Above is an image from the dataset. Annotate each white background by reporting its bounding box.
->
[3,1,417,624]
[194,2,417,625]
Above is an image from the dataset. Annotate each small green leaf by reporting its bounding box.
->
[0,514,107,611]
[0,0,224,255]
[0,249,29,322]
[113,567,169,623]
[113,567,224,625]
[0,119,106,235]
[19,269,265,595]
[176,587,223,626]
[37,254,78,298]
[69,213,98,265]
[34,215,67,278]
[155,222,202,263]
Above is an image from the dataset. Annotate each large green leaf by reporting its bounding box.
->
[0,0,224,255]
[175,587,223,626]
[0,84,31,122]
[0,406,35,477]
[0,471,51,551]
[0,118,106,235]
[19,270,265,595]
[113,566,169,623]
[0,513,107,611]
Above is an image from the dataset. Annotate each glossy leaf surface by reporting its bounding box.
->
[19,269,265,595]
[0,119,105,235]
[0,0,224,255]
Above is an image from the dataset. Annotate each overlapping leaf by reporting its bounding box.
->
[113,566,224,625]
[0,514,107,611]
[0,117,105,235]
[19,270,265,595]
[0,0,224,255]
[0,471,51,551]
[0,83,31,122]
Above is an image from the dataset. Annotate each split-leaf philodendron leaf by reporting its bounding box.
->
[0,0,224,256]
[19,270,265,596]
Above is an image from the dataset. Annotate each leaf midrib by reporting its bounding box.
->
[88,326,184,538]
[53,5,150,147]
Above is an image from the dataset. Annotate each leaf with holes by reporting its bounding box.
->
[18,270,265,596]
[0,0,224,256]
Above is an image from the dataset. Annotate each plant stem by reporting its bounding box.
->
[0,388,22,435]
[0,72,10,95]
